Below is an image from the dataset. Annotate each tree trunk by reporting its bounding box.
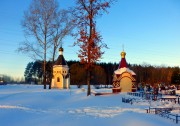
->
[49,45,57,89]
[43,59,46,89]
[86,0,93,96]
[87,69,91,96]
[44,36,47,89]
[49,67,52,89]
[49,54,55,89]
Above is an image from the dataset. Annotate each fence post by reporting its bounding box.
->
[146,109,148,113]
[176,114,178,124]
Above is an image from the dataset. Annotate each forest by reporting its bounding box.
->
[23,60,180,87]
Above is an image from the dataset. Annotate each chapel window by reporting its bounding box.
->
[57,77,60,82]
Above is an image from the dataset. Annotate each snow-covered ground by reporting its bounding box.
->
[0,84,179,126]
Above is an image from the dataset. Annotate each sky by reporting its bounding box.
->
[0,0,180,78]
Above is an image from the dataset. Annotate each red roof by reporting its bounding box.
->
[118,57,127,69]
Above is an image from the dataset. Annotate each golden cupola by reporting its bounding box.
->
[121,51,126,58]
[118,50,127,69]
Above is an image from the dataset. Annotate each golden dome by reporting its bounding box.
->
[59,47,63,52]
[121,51,126,58]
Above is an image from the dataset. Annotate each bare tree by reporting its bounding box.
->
[49,10,75,89]
[18,0,74,89]
[72,0,115,96]
[51,10,75,63]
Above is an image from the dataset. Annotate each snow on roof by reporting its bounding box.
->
[114,67,136,75]
[116,50,136,75]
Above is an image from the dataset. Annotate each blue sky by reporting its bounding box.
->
[0,0,180,78]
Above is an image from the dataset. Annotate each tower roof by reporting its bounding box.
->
[118,51,128,69]
[115,50,136,75]
[54,47,67,66]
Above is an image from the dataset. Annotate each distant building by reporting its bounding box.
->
[51,47,70,89]
[112,50,136,93]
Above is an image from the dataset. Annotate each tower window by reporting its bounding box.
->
[57,77,60,82]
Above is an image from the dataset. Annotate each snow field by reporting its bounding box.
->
[0,84,179,126]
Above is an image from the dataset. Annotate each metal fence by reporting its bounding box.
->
[146,107,180,124]
[126,92,180,124]
[127,92,180,104]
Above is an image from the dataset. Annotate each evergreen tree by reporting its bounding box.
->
[171,67,180,85]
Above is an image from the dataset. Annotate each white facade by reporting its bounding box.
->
[51,47,70,89]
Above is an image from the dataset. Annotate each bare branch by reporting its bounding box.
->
[18,0,74,89]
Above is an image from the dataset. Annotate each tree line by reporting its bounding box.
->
[24,60,180,87]
[0,74,24,84]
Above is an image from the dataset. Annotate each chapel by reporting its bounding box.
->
[112,50,136,93]
[51,47,70,89]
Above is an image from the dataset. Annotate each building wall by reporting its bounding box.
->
[54,74,64,88]
[51,65,69,89]
[113,72,136,93]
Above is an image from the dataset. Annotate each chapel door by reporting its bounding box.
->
[120,78,132,92]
